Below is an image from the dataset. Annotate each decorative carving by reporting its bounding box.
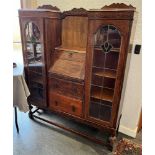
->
[62,8,88,18]
[37,5,60,11]
[101,3,136,10]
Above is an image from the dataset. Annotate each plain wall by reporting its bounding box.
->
[35,0,142,137]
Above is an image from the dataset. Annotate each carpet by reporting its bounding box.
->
[113,138,142,155]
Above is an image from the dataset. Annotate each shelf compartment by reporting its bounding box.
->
[93,49,105,68]
[91,74,103,86]
[89,101,112,122]
[91,87,114,102]
[105,52,119,70]
[103,77,115,89]
[92,48,119,69]
[93,68,116,79]
[90,97,112,107]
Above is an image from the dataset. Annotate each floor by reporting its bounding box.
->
[13,109,142,155]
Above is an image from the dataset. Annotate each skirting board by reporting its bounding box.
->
[119,125,138,138]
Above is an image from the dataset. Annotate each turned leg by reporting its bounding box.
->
[109,136,117,151]
[107,130,117,151]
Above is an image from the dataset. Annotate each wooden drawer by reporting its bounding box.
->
[54,49,86,62]
[49,92,82,117]
[48,77,84,99]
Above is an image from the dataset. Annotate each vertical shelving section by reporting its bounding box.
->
[24,22,46,107]
[89,25,121,122]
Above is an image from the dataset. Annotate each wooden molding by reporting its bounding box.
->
[101,3,136,10]
[37,5,60,11]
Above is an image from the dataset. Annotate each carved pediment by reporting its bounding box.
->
[62,8,88,18]
[101,3,136,10]
[37,5,60,11]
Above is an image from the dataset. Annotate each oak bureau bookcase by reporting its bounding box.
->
[19,3,135,149]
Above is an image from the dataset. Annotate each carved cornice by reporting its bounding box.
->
[101,3,136,10]
[61,8,88,18]
[37,5,60,11]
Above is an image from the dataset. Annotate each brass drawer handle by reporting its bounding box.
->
[72,105,76,112]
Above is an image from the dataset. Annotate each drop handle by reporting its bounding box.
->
[71,105,76,112]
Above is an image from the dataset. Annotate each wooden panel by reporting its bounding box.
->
[49,48,86,81]
[54,48,86,62]
[48,77,84,99]
[49,59,85,80]
[49,92,82,117]
[44,18,61,70]
[62,16,88,50]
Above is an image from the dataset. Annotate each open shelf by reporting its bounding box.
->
[91,87,114,102]
[93,69,116,79]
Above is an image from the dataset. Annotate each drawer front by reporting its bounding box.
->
[54,50,85,62]
[49,92,82,117]
[49,77,84,99]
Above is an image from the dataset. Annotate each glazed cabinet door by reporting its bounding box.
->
[20,18,47,108]
[85,20,131,127]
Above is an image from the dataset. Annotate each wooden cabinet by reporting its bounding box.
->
[19,3,135,147]
[19,8,61,108]
[85,16,134,128]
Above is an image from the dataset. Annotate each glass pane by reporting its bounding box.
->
[89,25,121,122]
[93,49,105,68]
[105,52,119,70]
[25,22,40,42]
[24,22,43,74]
[99,104,112,121]
[89,102,100,119]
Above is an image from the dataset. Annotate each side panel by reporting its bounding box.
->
[19,17,47,108]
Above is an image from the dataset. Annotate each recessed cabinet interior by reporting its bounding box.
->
[19,3,135,148]
[89,25,121,123]
[22,20,46,107]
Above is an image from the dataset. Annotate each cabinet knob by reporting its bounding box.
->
[72,105,76,112]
